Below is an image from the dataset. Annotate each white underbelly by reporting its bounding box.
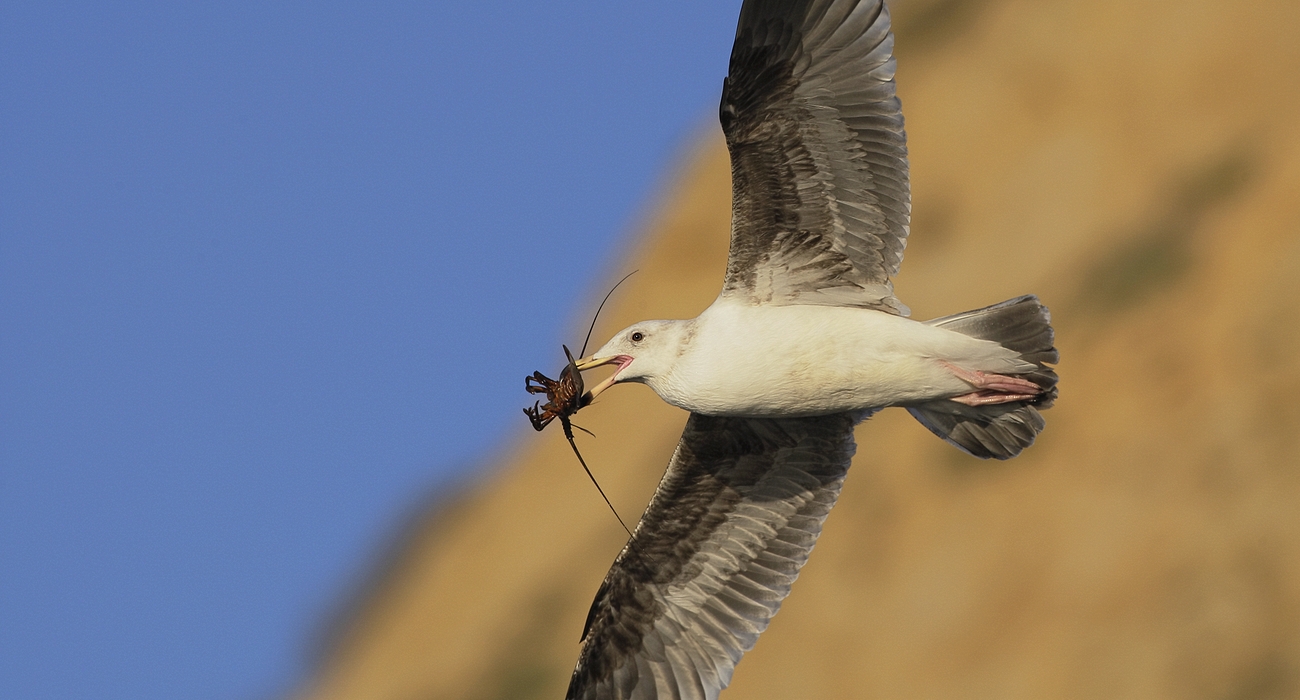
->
[649,302,1020,417]
[666,350,964,416]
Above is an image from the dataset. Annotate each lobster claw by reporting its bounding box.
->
[523,402,553,432]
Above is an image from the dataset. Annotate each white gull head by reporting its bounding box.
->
[575,319,695,399]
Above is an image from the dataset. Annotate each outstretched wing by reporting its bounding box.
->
[566,412,860,700]
[721,0,911,314]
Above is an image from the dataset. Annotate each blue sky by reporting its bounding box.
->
[0,2,742,698]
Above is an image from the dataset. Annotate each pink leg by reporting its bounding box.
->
[942,361,1041,406]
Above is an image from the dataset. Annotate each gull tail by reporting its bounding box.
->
[909,295,1059,460]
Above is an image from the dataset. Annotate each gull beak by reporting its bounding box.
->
[574,355,632,400]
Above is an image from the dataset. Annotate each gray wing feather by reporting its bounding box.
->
[721,0,911,314]
[565,413,859,700]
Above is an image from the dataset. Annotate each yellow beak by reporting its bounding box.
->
[574,355,631,400]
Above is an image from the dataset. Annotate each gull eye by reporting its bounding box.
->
[630,331,645,342]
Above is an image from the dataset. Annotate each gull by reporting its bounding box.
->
[562,1,1058,698]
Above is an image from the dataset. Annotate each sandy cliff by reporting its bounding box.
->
[298,1,1300,698]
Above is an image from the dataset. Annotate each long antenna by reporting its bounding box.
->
[580,270,637,357]
[561,421,633,538]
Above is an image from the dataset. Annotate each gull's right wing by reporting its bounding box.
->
[565,411,860,700]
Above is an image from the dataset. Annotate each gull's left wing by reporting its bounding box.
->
[566,412,860,700]
[721,0,911,314]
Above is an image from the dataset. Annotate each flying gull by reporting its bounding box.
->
[558,1,1059,697]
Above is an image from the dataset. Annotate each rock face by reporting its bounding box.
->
[297,1,1300,699]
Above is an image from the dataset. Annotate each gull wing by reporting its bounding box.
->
[565,412,859,700]
[721,0,911,314]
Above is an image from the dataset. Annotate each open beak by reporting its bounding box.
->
[574,355,633,400]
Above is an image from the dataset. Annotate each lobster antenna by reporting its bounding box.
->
[563,423,633,538]
[580,270,637,357]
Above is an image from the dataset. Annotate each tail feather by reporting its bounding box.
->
[907,401,1047,460]
[911,295,1058,460]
